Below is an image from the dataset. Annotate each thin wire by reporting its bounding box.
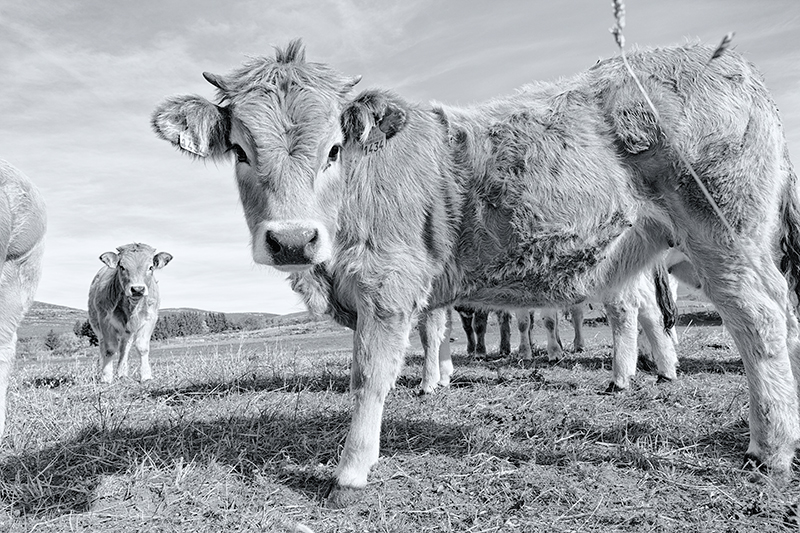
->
[610,4,761,275]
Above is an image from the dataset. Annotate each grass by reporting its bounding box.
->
[0,319,798,532]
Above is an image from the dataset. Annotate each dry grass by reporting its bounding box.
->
[0,320,798,532]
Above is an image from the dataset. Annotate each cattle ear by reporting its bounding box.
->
[100,252,118,268]
[153,252,173,269]
[339,75,361,97]
[377,103,407,140]
[151,95,228,158]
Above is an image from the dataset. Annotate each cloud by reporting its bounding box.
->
[1,0,799,316]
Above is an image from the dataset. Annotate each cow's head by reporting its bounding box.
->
[100,243,173,302]
[151,40,360,272]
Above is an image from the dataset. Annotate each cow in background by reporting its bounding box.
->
[0,160,46,438]
[88,243,172,383]
[455,306,511,356]
[152,41,800,503]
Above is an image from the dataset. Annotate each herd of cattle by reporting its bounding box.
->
[0,39,798,507]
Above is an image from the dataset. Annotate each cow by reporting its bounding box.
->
[88,243,172,383]
[152,41,800,505]
[0,160,46,438]
[455,306,512,356]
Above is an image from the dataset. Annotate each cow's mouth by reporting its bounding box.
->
[271,263,315,273]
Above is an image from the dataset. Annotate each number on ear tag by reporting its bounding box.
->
[362,126,386,154]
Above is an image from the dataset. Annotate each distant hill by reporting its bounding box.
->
[18,302,294,339]
[18,301,88,338]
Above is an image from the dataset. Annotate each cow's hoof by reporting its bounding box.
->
[601,382,627,395]
[656,375,674,384]
[416,386,434,396]
[742,452,767,473]
[324,481,363,508]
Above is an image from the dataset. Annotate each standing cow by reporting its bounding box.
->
[0,160,46,438]
[88,243,172,383]
[152,41,800,505]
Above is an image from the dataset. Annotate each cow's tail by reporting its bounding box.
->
[653,262,677,332]
[780,164,800,310]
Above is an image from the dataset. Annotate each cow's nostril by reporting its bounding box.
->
[265,231,282,255]
[307,229,318,245]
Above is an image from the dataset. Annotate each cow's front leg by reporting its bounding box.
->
[116,334,134,379]
[134,333,154,382]
[99,332,119,384]
[329,310,412,506]
[418,308,448,394]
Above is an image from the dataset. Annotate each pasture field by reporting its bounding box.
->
[1,314,798,532]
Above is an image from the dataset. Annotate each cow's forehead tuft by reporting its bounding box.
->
[116,242,155,254]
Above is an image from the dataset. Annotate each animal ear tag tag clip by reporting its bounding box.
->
[179,131,208,157]
[362,126,386,154]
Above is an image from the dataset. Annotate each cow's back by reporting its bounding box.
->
[0,160,46,263]
[439,82,638,306]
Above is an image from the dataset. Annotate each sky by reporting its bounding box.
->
[1,0,799,314]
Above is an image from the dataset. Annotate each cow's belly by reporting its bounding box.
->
[453,212,651,309]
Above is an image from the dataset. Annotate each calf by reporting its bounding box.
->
[152,41,800,504]
[0,160,45,437]
[88,243,172,383]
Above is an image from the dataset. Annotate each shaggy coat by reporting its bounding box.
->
[0,160,45,437]
[88,243,172,383]
[152,41,800,504]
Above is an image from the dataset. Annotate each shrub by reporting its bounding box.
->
[74,319,98,346]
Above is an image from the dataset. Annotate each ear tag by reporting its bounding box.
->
[362,126,386,154]
[179,132,208,157]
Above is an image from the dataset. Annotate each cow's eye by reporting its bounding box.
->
[327,144,341,163]
[229,144,249,164]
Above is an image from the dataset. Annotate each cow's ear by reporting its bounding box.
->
[151,95,228,158]
[339,75,362,97]
[100,252,118,268]
[377,103,407,140]
[153,252,173,269]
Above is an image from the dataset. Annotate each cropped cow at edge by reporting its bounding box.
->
[152,41,800,504]
[88,243,173,383]
[0,160,45,438]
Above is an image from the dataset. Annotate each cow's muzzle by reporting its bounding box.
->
[129,285,147,299]
[265,227,319,267]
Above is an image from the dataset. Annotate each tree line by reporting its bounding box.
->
[73,311,242,346]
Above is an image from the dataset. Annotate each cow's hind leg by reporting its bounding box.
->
[692,248,800,475]
[456,308,476,354]
[604,295,639,392]
[0,245,43,437]
[569,305,585,352]
[438,308,454,387]
[330,311,412,505]
[542,308,564,362]
[418,308,448,394]
[498,311,511,356]
[473,310,488,357]
[637,293,679,383]
[516,308,532,361]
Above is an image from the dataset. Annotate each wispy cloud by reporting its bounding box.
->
[1,0,798,314]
